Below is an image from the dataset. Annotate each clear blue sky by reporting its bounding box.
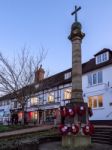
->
[0,0,112,75]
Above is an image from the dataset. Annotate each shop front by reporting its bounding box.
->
[17,109,38,124]
[44,108,60,125]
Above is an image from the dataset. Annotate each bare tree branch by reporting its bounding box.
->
[0,48,46,123]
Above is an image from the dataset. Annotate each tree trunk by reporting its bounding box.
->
[21,105,27,125]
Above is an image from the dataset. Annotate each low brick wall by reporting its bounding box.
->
[0,134,61,150]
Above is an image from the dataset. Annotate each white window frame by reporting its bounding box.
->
[96,52,109,64]
[31,97,39,106]
[88,95,103,109]
[64,88,72,100]
[88,71,103,87]
[64,72,71,80]
[48,92,55,103]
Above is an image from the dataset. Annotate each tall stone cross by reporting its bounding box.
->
[62,6,91,148]
[71,6,81,22]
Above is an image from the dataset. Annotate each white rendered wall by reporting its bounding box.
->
[82,65,112,120]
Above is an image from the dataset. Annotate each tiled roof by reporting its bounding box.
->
[94,48,112,56]
[36,69,72,92]
[0,48,112,101]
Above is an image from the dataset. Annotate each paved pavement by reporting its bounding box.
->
[39,142,61,150]
[0,125,53,139]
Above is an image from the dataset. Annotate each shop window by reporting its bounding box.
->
[64,88,71,100]
[48,92,54,103]
[29,112,38,121]
[46,109,55,123]
[18,112,23,121]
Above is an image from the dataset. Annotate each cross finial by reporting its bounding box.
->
[71,5,81,22]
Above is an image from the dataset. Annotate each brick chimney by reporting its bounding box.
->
[34,65,45,83]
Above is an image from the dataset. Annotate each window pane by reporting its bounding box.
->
[98,96,103,107]
[88,74,92,86]
[93,73,97,85]
[31,97,38,106]
[102,53,107,62]
[64,89,71,99]
[38,95,44,105]
[14,101,17,108]
[97,55,101,64]
[88,95,103,109]
[48,92,54,103]
[88,97,92,108]
[93,98,97,108]
[64,72,71,80]
[98,71,103,84]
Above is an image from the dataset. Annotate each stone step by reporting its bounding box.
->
[92,133,110,138]
[94,129,112,132]
[92,136,110,141]
[92,139,111,145]
[94,131,110,134]
[90,126,112,145]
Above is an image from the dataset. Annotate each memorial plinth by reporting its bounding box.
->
[62,134,91,147]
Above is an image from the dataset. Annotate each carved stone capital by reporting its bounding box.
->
[68,22,85,41]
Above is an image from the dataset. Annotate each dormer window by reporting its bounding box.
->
[96,52,109,64]
[64,72,71,80]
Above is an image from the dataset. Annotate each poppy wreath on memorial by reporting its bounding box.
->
[60,107,68,117]
[77,105,86,116]
[82,124,94,136]
[71,124,79,135]
[88,107,93,117]
[59,124,68,135]
[68,108,76,117]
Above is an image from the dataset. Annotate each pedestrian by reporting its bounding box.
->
[53,110,58,128]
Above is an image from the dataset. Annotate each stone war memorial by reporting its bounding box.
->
[59,6,94,148]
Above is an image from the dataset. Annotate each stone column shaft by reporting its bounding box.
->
[68,22,85,103]
[72,38,83,102]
